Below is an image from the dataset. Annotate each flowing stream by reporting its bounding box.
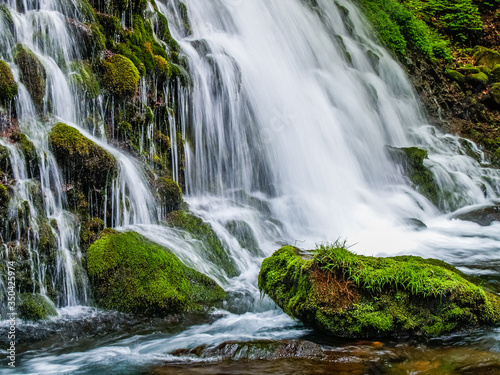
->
[1,0,500,373]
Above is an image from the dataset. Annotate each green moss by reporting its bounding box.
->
[10,131,39,178]
[87,231,226,315]
[155,177,183,213]
[475,47,500,69]
[259,243,500,338]
[491,64,500,83]
[0,60,17,102]
[358,0,452,59]
[12,44,46,110]
[445,69,465,84]
[466,72,489,86]
[70,61,100,99]
[49,122,116,195]
[491,83,500,104]
[167,211,238,277]
[101,54,140,97]
[387,146,440,207]
[18,293,57,321]
[0,183,9,221]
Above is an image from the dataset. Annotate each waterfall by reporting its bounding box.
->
[2,0,500,372]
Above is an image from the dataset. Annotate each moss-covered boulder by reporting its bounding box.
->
[49,122,116,193]
[259,244,500,338]
[10,131,39,178]
[86,231,226,315]
[167,210,238,277]
[386,146,439,207]
[154,177,183,214]
[466,72,489,87]
[444,69,465,84]
[101,54,140,97]
[0,60,17,102]
[12,44,46,110]
[490,83,500,105]
[0,183,9,227]
[474,47,500,70]
[70,61,100,99]
[18,293,57,321]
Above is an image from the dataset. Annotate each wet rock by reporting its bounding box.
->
[453,205,500,226]
[86,231,226,315]
[259,244,500,338]
[12,44,46,111]
[386,146,439,207]
[167,210,238,277]
[153,177,183,214]
[171,339,324,360]
[0,60,17,103]
[18,293,57,321]
[225,220,263,256]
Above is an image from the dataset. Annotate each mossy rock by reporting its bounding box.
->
[12,44,46,110]
[167,211,238,277]
[86,231,226,315]
[154,177,183,214]
[474,47,500,70]
[491,64,500,83]
[225,220,263,256]
[101,54,140,97]
[490,83,500,104]
[0,183,9,222]
[18,293,57,321]
[70,61,100,99]
[49,122,116,194]
[466,72,489,87]
[10,131,39,178]
[259,245,500,338]
[386,146,439,207]
[0,60,17,102]
[444,69,465,84]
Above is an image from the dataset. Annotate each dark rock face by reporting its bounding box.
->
[453,205,500,226]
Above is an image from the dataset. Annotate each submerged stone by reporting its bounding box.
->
[86,231,226,315]
[453,205,500,226]
[259,245,500,338]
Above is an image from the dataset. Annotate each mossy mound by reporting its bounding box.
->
[18,293,57,321]
[86,231,226,315]
[474,47,500,70]
[12,44,46,110]
[259,244,500,338]
[386,146,440,207]
[167,211,238,277]
[101,54,140,97]
[0,60,17,102]
[49,122,116,192]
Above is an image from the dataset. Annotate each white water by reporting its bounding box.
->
[2,0,500,373]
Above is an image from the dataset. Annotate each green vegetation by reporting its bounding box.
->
[0,60,17,102]
[259,242,500,338]
[18,293,57,321]
[70,61,100,99]
[167,211,238,277]
[12,44,46,110]
[87,231,226,315]
[101,54,140,97]
[49,122,116,200]
[358,0,452,59]
[10,131,39,178]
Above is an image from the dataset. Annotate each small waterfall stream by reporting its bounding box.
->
[1,0,500,373]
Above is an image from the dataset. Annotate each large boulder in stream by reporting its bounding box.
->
[86,231,226,315]
[259,244,500,338]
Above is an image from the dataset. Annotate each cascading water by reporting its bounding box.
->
[2,0,500,373]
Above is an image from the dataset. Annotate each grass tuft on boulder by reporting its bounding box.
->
[259,242,500,338]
